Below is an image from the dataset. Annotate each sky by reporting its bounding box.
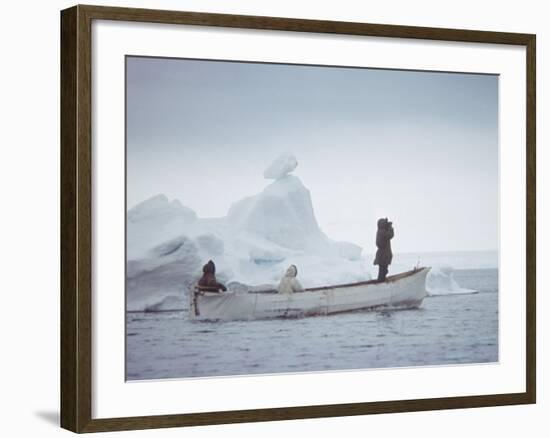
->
[126,56,498,253]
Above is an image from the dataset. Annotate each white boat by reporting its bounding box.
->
[189,267,430,321]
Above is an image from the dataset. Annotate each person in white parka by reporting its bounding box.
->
[277,265,305,294]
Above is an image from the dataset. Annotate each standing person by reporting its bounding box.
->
[374,218,394,282]
[277,265,305,294]
[198,260,227,291]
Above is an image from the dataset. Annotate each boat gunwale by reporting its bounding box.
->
[246,266,430,295]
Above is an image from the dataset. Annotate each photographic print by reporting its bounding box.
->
[125,56,499,381]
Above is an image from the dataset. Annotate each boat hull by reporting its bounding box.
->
[190,267,430,321]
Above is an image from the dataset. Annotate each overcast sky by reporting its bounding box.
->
[126,56,498,253]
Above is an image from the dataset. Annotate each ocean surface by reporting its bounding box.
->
[126,268,498,380]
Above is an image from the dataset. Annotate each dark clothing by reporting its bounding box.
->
[373,218,394,282]
[198,260,227,291]
[374,222,394,266]
[377,265,389,282]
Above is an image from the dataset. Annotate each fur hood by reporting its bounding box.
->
[278,265,304,294]
[202,260,216,274]
[284,264,298,278]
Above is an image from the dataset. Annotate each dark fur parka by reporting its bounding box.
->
[198,260,227,291]
[373,218,394,266]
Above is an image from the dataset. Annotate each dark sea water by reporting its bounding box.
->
[126,268,498,380]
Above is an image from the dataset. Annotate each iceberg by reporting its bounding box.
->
[126,155,368,311]
[127,193,197,223]
[228,175,327,251]
[127,194,198,260]
[263,154,298,180]
[126,236,202,312]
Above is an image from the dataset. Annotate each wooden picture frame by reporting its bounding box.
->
[61,4,536,433]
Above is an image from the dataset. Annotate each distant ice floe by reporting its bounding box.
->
[425,265,477,296]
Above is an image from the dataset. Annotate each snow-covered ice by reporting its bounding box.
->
[262,153,298,179]
[425,265,477,295]
[127,194,198,260]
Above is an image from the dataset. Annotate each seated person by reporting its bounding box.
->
[198,260,227,291]
[277,265,304,294]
